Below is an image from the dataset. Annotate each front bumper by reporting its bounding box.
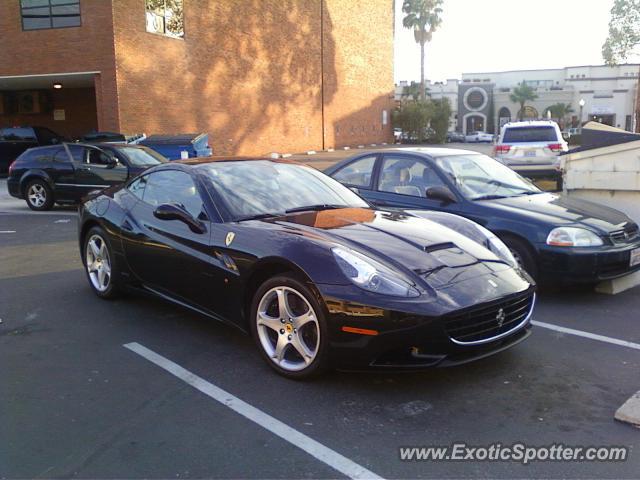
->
[317,283,535,371]
[536,241,640,283]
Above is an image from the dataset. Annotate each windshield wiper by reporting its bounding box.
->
[236,212,282,222]
[285,204,345,214]
[472,194,509,201]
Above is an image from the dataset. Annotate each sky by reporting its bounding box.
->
[394,0,617,83]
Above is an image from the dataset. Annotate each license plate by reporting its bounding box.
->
[524,151,536,157]
[631,247,640,267]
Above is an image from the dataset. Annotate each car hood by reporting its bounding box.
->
[482,192,634,233]
[259,208,522,290]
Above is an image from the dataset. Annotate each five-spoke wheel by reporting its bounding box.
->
[251,275,327,378]
[83,227,119,299]
[25,179,54,211]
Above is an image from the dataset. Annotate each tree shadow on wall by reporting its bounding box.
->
[117,0,337,155]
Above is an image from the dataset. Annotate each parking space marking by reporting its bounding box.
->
[532,320,640,351]
[124,342,382,480]
[0,230,16,233]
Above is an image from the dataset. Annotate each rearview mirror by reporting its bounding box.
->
[153,203,206,234]
[426,186,457,204]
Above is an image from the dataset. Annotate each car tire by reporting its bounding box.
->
[250,274,329,379]
[501,235,538,280]
[25,179,54,211]
[82,226,120,299]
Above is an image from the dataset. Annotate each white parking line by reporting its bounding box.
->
[124,342,382,480]
[0,230,16,233]
[532,320,640,351]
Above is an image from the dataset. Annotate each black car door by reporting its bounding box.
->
[45,147,77,202]
[366,153,460,212]
[120,170,227,315]
[68,144,129,196]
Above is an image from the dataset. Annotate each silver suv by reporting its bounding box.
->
[493,121,568,178]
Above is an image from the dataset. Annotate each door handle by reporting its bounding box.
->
[76,166,90,172]
[373,199,389,206]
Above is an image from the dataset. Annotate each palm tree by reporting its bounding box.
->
[510,81,538,121]
[547,103,574,129]
[402,0,443,102]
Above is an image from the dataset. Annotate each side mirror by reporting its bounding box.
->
[51,138,59,145]
[153,203,207,234]
[426,186,457,204]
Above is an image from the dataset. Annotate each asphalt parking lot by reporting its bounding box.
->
[2,146,639,479]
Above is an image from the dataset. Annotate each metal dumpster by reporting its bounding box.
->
[562,122,640,224]
[140,133,212,160]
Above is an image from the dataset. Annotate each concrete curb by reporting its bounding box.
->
[615,391,640,427]
[595,271,640,295]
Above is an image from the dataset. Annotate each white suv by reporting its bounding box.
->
[493,121,568,177]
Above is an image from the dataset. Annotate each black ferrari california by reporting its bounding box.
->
[78,158,536,378]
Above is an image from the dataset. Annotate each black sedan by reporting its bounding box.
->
[325,148,640,284]
[7,142,167,210]
[78,158,535,378]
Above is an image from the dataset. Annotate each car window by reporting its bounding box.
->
[201,161,368,220]
[332,155,376,188]
[378,155,444,197]
[66,144,86,163]
[34,127,60,144]
[128,175,147,200]
[86,148,114,166]
[52,147,69,163]
[143,170,206,220]
[503,126,558,143]
[115,146,167,167]
[436,154,539,200]
[0,127,37,141]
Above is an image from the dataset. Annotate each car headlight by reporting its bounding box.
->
[332,247,420,297]
[546,227,604,247]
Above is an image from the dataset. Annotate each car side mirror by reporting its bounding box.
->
[426,186,457,204]
[51,138,59,145]
[153,203,207,234]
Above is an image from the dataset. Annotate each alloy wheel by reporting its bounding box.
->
[27,184,47,208]
[256,286,320,372]
[85,234,112,292]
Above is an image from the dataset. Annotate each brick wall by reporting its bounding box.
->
[0,88,97,138]
[0,0,119,132]
[1,0,394,154]
[112,0,394,155]
[323,0,395,148]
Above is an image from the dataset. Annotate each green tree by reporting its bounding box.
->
[401,0,443,102]
[392,100,431,142]
[510,82,538,121]
[401,82,422,101]
[546,103,574,129]
[602,0,640,64]
[429,98,451,143]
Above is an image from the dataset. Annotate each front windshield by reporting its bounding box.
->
[436,154,540,200]
[117,146,167,167]
[202,161,369,220]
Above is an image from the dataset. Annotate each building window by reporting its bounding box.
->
[21,0,81,30]
[145,0,184,38]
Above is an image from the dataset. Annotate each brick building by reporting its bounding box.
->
[0,0,394,155]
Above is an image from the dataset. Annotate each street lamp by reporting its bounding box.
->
[579,98,585,127]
